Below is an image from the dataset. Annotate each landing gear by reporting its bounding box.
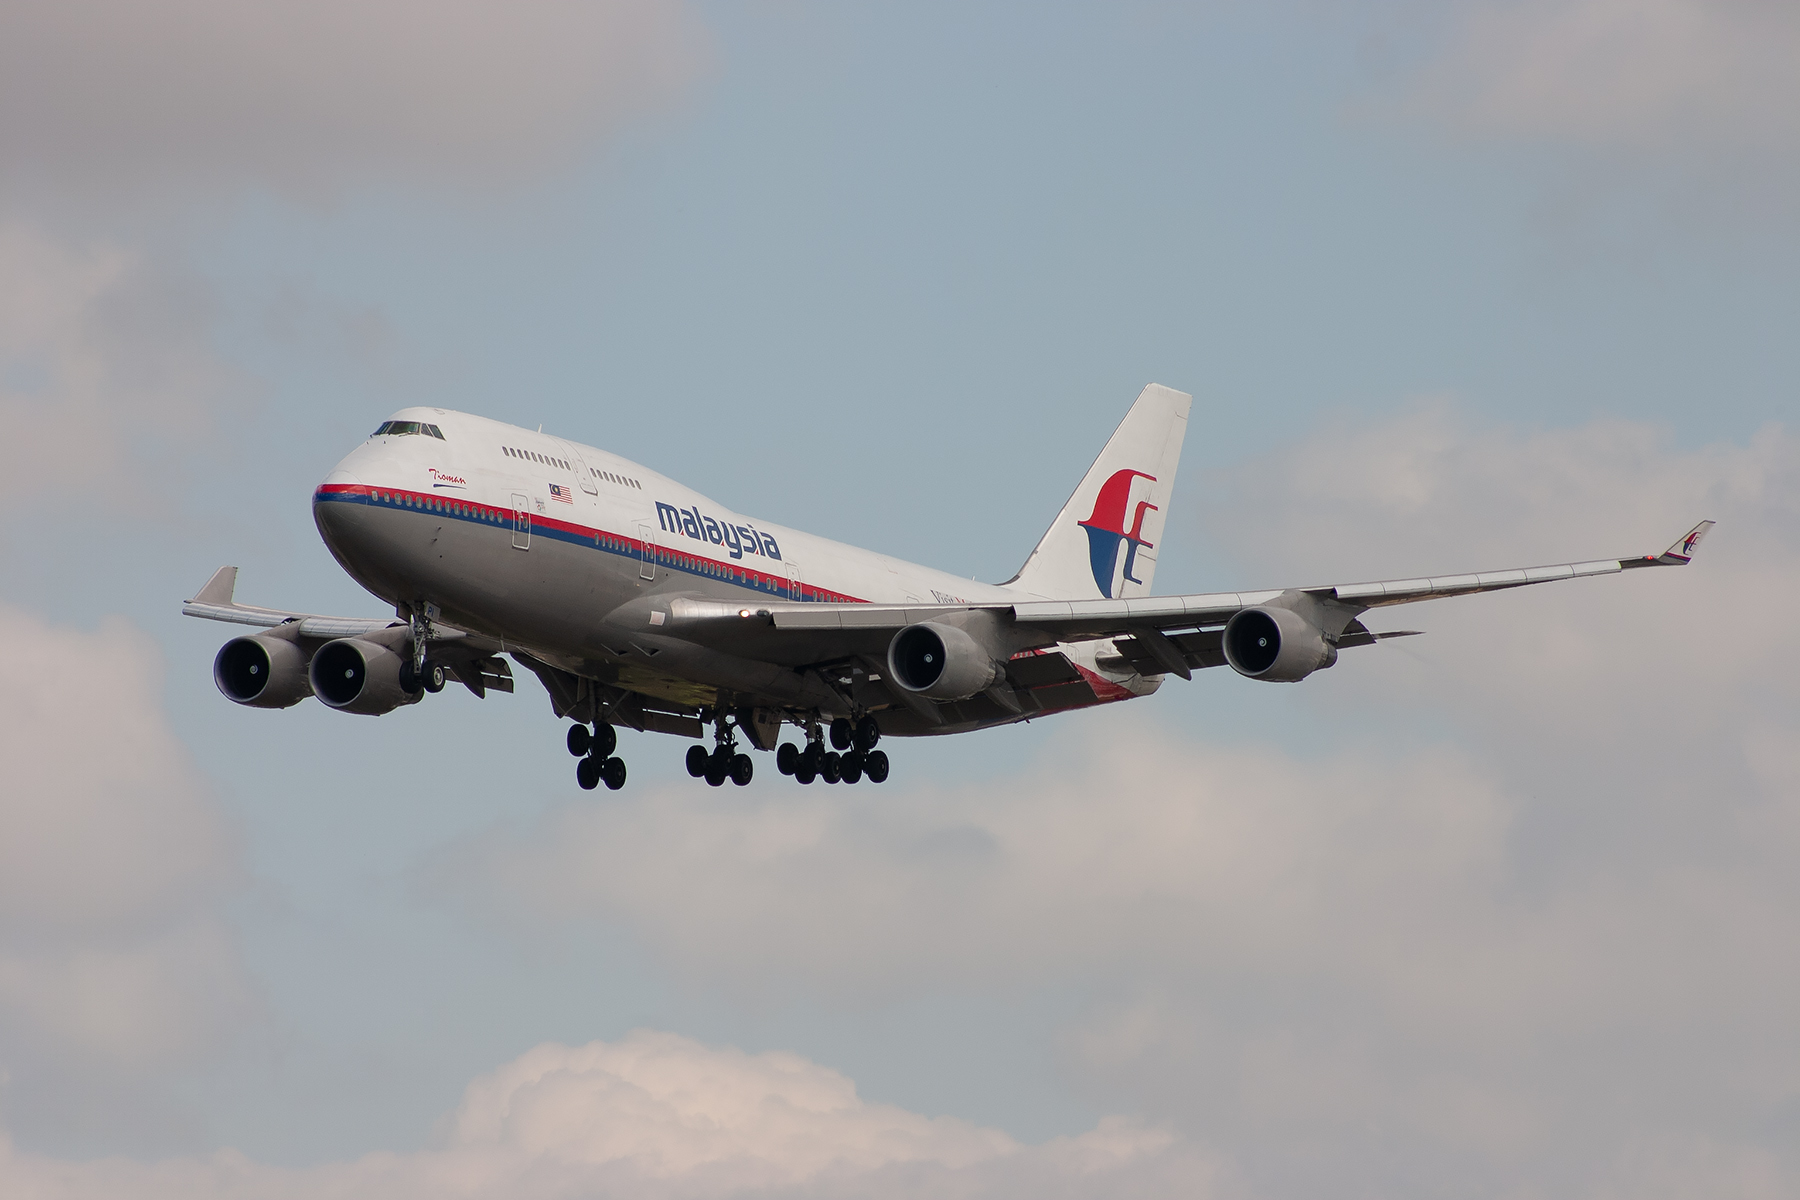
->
[570,721,624,791]
[776,716,889,785]
[697,711,754,786]
[400,606,447,694]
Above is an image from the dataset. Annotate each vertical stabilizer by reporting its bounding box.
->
[1007,383,1191,600]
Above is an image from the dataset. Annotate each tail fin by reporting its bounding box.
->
[1007,383,1191,599]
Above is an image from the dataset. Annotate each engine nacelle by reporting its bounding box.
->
[887,622,1003,701]
[214,632,313,708]
[308,637,422,715]
[1222,605,1338,683]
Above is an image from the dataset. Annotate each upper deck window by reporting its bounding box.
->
[372,421,446,440]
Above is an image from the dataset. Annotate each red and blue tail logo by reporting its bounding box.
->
[1078,469,1157,598]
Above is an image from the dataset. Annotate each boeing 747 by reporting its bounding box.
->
[184,385,1711,790]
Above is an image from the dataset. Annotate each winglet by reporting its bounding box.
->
[1653,520,1714,566]
[191,565,238,605]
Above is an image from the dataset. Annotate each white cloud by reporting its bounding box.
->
[1401,0,1800,151]
[427,410,1800,1195]
[0,606,249,1082]
[0,224,245,509]
[0,0,709,201]
[0,1031,1223,1200]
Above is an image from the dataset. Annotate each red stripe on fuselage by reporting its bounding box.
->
[312,483,868,604]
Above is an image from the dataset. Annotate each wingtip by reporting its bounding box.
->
[189,565,238,606]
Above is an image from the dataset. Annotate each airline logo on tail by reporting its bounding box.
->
[1078,468,1157,598]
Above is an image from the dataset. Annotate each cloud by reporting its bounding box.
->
[0,1031,1224,1200]
[0,224,247,511]
[1398,0,1800,153]
[428,410,1800,1195]
[0,0,709,201]
[0,606,249,1132]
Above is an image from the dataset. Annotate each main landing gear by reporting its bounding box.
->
[568,721,626,790]
[687,713,754,787]
[776,715,888,786]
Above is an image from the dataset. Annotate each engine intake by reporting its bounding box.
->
[214,633,312,708]
[887,622,1002,701]
[1222,606,1337,683]
[309,637,422,715]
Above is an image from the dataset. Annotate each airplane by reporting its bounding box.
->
[184,384,1713,791]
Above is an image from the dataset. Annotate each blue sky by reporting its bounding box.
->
[1,3,1796,1198]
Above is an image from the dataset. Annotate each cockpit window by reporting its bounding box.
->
[371,421,447,440]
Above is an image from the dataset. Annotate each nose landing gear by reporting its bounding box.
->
[568,721,625,790]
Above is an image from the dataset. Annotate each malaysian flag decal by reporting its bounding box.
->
[548,483,573,504]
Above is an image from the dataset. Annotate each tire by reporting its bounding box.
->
[591,723,617,758]
[855,716,881,751]
[422,660,447,693]
[568,724,593,757]
[801,745,823,776]
[730,754,753,786]
[795,762,817,785]
[820,752,842,784]
[864,750,889,783]
[840,751,863,784]
[576,756,601,790]
[686,745,710,777]
[601,757,627,791]
[398,659,421,694]
[776,743,799,775]
[829,718,853,751]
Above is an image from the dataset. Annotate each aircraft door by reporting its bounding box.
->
[636,522,655,580]
[786,561,802,601]
[512,493,530,549]
[558,439,598,495]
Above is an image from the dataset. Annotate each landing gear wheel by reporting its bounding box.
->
[864,750,889,783]
[820,752,842,784]
[600,757,627,790]
[399,659,421,694]
[590,723,617,758]
[576,756,601,790]
[776,743,799,775]
[854,716,881,752]
[829,718,854,750]
[568,724,593,756]
[420,660,447,693]
[730,754,754,786]
[687,745,710,777]
[840,751,863,784]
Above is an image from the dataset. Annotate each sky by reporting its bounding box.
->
[0,1,1796,1197]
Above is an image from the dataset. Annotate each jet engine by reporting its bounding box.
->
[213,632,313,709]
[887,622,1003,701]
[308,637,422,715]
[1222,605,1338,683]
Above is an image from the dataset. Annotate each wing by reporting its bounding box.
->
[182,565,400,638]
[182,566,514,696]
[662,521,1717,678]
